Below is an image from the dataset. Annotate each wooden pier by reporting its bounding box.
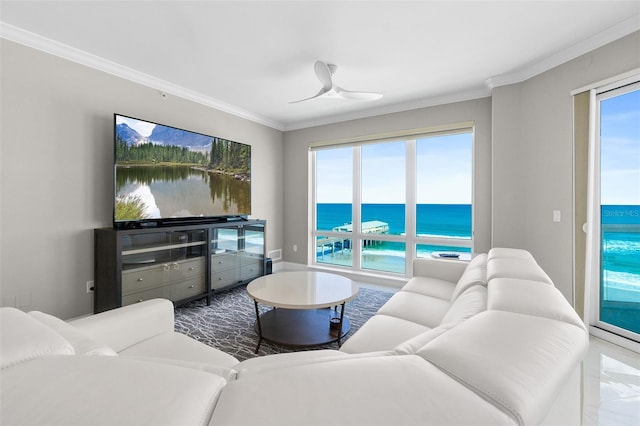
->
[317,221,389,257]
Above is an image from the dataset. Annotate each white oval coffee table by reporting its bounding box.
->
[246,271,359,352]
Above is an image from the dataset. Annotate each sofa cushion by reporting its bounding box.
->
[120,355,238,381]
[486,257,553,285]
[28,311,117,356]
[376,291,450,328]
[68,298,174,352]
[212,355,515,425]
[467,252,488,269]
[441,284,487,325]
[401,276,455,300]
[1,355,226,426]
[487,247,535,261]
[1,308,74,369]
[450,254,488,301]
[417,310,589,426]
[236,349,393,378]
[119,331,239,370]
[394,285,487,355]
[393,324,451,355]
[412,257,468,282]
[339,314,430,354]
[236,349,348,377]
[488,278,586,331]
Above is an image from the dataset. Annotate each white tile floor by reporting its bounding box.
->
[582,336,640,426]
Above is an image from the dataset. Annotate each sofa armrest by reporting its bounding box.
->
[412,257,468,282]
[68,299,174,352]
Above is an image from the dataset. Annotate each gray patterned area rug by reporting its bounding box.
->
[174,285,393,361]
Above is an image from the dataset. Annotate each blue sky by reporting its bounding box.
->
[116,115,156,137]
[315,133,472,204]
[600,89,640,205]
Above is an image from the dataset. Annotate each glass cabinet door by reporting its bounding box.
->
[209,223,265,290]
[211,227,239,253]
[243,223,265,257]
[121,231,173,270]
[171,229,207,260]
[121,230,206,269]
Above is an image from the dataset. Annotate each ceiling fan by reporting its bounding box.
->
[290,61,383,104]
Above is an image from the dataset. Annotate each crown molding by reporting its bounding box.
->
[486,14,640,90]
[0,22,286,131]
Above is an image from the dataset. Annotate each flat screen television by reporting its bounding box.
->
[114,114,251,228]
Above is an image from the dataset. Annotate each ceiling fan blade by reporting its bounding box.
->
[289,87,330,104]
[335,87,383,101]
[290,61,382,104]
[314,61,334,90]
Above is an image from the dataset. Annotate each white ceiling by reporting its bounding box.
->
[1,1,639,131]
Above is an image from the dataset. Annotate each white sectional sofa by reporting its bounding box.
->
[0,248,589,425]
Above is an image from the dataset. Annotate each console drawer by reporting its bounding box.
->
[211,269,240,290]
[240,263,263,281]
[170,277,205,301]
[122,265,166,294]
[169,257,205,281]
[122,287,171,306]
[211,253,239,271]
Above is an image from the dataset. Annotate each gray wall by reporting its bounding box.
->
[492,31,639,303]
[0,40,284,319]
[283,98,493,267]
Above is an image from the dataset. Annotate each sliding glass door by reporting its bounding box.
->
[591,81,640,343]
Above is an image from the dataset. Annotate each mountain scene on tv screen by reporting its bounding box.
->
[115,117,251,221]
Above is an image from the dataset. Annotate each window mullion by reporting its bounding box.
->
[406,139,417,276]
[352,145,362,271]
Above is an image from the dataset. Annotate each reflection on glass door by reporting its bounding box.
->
[595,82,640,341]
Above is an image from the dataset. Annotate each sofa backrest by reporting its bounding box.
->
[0,307,74,369]
[28,311,118,356]
[394,284,487,355]
[487,247,553,284]
[416,309,588,426]
[68,298,174,352]
[487,278,586,331]
[450,253,488,301]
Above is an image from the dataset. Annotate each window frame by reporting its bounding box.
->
[310,124,475,277]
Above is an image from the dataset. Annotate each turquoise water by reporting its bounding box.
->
[316,204,472,271]
[601,205,640,304]
[316,204,640,305]
[317,203,471,237]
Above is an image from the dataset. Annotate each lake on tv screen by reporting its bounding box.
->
[115,165,251,220]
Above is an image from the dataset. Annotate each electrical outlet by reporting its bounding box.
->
[293,244,298,252]
[86,280,94,293]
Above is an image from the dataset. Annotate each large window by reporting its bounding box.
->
[312,127,473,276]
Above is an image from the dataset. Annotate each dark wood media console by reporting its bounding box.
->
[94,220,266,313]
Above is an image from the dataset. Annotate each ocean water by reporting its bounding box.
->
[317,203,472,237]
[316,204,640,304]
[316,203,472,270]
[601,205,640,303]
